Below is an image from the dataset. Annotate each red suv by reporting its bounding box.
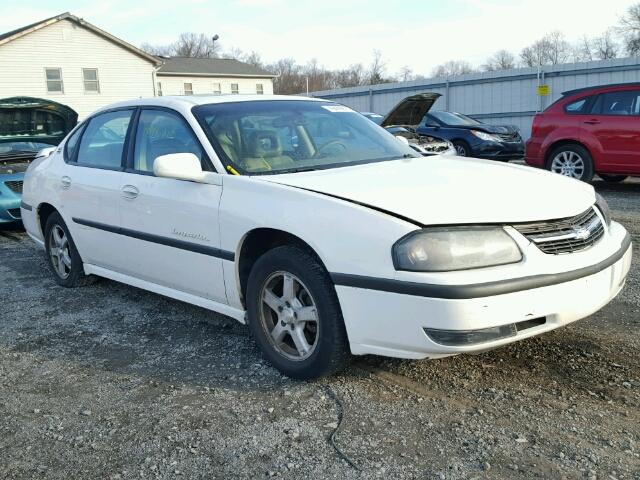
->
[525,83,640,182]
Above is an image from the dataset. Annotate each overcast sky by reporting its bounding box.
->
[1,0,636,75]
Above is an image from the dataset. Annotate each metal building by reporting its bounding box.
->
[308,57,640,140]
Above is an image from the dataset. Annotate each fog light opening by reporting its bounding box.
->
[424,324,517,347]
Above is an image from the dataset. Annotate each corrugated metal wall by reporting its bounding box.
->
[308,57,640,140]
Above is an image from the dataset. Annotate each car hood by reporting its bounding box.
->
[0,96,78,145]
[262,157,595,225]
[450,123,520,135]
[381,93,441,128]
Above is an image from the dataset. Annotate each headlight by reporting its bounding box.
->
[393,227,522,272]
[595,193,612,226]
[470,130,499,142]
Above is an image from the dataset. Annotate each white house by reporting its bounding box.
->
[0,12,161,119]
[156,57,276,96]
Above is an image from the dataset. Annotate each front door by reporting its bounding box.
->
[116,108,227,303]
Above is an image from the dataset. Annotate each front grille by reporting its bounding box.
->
[514,207,604,254]
[4,180,23,194]
[496,132,521,142]
[7,208,21,219]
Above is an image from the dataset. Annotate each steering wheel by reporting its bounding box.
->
[314,139,348,157]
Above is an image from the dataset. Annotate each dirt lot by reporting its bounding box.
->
[1,179,639,480]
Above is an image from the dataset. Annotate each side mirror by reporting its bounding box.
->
[153,153,220,184]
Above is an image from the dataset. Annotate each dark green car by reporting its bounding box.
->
[0,97,77,224]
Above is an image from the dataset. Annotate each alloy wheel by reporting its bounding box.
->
[259,271,319,361]
[48,225,72,279]
[455,144,467,156]
[551,151,585,179]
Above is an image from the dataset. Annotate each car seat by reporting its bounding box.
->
[241,130,295,172]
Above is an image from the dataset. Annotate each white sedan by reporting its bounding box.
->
[20,95,632,379]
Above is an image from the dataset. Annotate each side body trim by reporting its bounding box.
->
[72,217,235,261]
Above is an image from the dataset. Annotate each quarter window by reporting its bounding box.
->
[184,83,193,95]
[133,109,204,173]
[76,110,133,169]
[82,68,100,93]
[45,68,63,93]
[256,83,264,95]
[231,83,239,94]
[564,98,588,113]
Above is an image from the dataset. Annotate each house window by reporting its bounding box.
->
[231,83,239,94]
[82,68,100,93]
[213,82,221,95]
[256,83,264,95]
[157,82,163,96]
[184,83,193,95]
[45,68,63,93]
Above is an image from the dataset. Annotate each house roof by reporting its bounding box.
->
[157,57,276,78]
[0,12,161,65]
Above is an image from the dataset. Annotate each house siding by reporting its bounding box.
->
[0,19,156,119]
[156,75,274,96]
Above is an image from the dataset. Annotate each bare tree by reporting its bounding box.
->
[398,65,414,82]
[521,31,571,66]
[368,49,387,85]
[334,63,367,87]
[482,50,516,71]
[141,33,220,58]
[619,3,640,55]
[592,29,619,59]
[575,35,594,62]
[431,60,475,78]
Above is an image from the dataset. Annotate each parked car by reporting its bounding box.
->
[414,105,524,160]
[526,83,640,183]
[0,97,77,225]
[362,95,455,155]
[21,95,631,379]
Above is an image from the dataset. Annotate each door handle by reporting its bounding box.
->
[121,185,139,199]
[584,119,600,125]
[61,176,71,189]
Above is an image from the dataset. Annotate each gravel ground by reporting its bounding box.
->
[0,179,639,480]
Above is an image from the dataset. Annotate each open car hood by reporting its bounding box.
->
[0,96,78,146]
[380,93,441,128]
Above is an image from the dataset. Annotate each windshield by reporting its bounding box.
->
[0,141,52,154]
[194,100,419,175]
[431,111,482,126]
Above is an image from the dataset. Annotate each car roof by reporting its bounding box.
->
[562,82,640,97]
[92,94,328,115]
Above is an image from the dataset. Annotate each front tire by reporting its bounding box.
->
[246,246,350,379]
[547,144,594,182]
[453,140,469,157]
[44,212,94,287]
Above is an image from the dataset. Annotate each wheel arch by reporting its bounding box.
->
[544,139,592,168]
[36,202,59,237]
[235,228,330,309]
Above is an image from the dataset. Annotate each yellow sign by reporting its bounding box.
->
[537,85,551,96]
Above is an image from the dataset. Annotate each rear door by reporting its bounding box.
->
[116,107,227,303]
[582,89,640,172]
[59,108,133,269]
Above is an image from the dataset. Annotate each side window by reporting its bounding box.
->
[64,124,84,162]
[76,110,133,169]
[564,98,588,114]
[133,109,205,173]
[596,90,640,115]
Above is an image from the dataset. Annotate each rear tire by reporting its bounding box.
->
[599,174,628,183]
[246,246,350,380]
[547,144,594,182]
[44,212,95,287]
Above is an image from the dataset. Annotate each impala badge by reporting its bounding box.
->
[172,228,210,242]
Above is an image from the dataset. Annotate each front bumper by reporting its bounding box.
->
[0,174,23,224]
[473,140,525,160]
[335,224,632,359]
